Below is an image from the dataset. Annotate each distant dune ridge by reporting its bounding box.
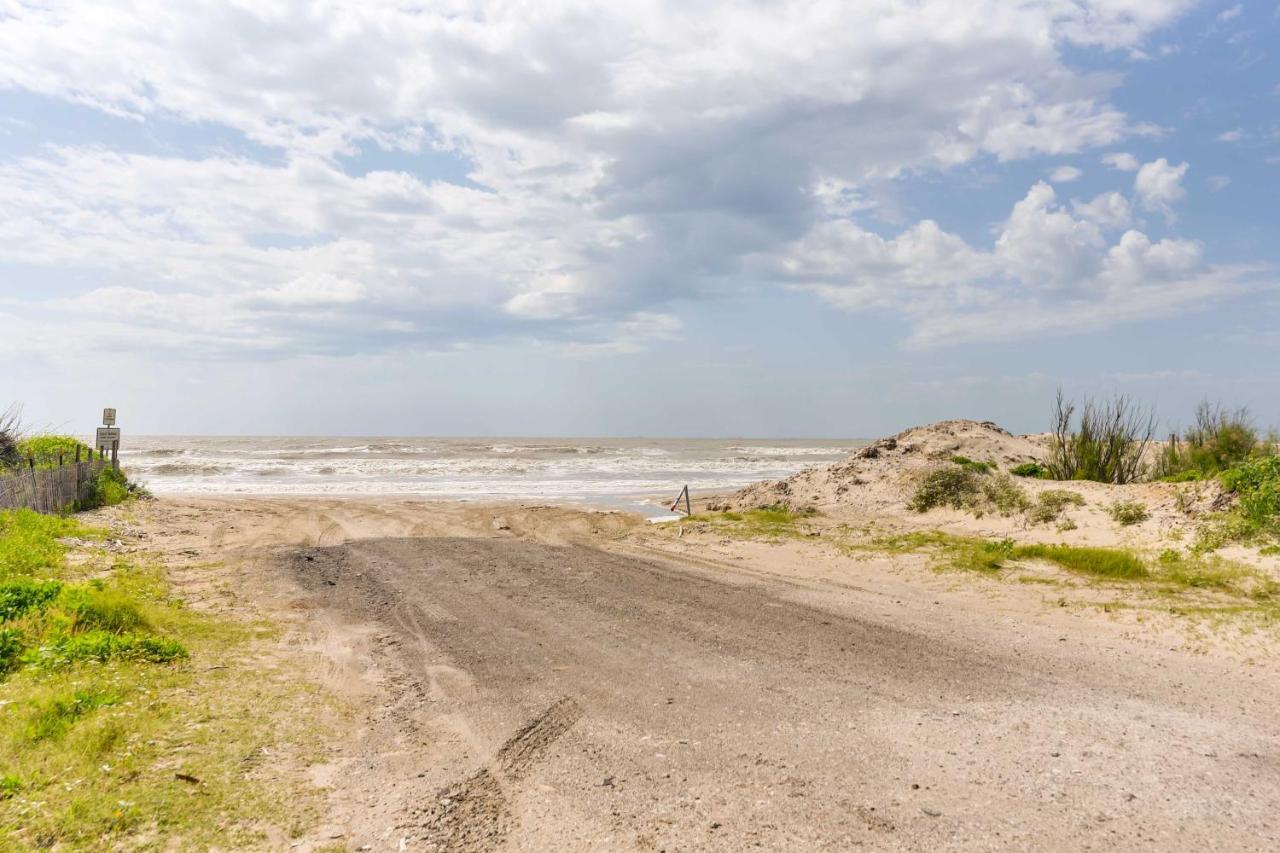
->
[719,420,1051,513]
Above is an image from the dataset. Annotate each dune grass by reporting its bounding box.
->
[0,508,337,848]
[681,504,818,539]
[1011,543,1149,580]
[854,530,1277,607]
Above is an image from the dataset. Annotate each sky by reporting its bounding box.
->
[1,0,1278,438]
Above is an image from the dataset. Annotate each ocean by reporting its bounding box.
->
[117,436,865,516]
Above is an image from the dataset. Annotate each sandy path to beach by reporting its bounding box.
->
[111,497,1280,851]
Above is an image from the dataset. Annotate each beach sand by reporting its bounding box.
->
[94,484,1280,851]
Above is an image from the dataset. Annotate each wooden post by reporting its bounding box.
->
[76,445,81,463]
[670,484,692,516]
[111,440,119,470]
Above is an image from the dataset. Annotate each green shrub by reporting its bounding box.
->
[950,456,994,473]
[1011,462,1048,478]
[1195,456,1280,550]
[1156,402,1261,479]
[0,579,63,621]
[15,435,92,469]
[1047,390,1156,484]
[908,467,982,512]
[1026,489,1086,525]
[980,474,1030,516]
[1107,500,1149,526]
[1221,456,1280,526]
[909,468,1028,516]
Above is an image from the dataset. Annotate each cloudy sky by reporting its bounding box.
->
[2,0,1277,437]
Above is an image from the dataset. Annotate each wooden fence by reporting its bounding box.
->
[0,458,108,513]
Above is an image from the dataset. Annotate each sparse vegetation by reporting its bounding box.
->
[1108,500,1150,527]
[680,504,818,539]
[908,467,1027,517]
[1026,489,1086,525]
[0,508,335,846]
[1047,389,1156,484]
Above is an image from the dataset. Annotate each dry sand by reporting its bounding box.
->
[99,438,1280,853]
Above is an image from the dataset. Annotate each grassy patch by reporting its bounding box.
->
[1107,500,1149,526]
[1011,462,1048,478]
[950,455,994,473]
[0,509,336,848]
[1013,543,1149,580]
[0,511,102,578]
[682,504,817,539]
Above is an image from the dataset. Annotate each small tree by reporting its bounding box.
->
[1047,389,1156,484]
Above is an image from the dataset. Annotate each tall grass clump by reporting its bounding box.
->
[0,405,21,471]
[1046,389,1156,484]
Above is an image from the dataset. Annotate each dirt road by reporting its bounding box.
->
[283,533,1280,851]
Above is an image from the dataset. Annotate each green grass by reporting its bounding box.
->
[854,531,1278,616]
[681,504,818,539]
[950,455,994,473]
[1010,462,1049,478]
[0,510,339,848]
[1012,543,1149,580]
[0,511,102,579]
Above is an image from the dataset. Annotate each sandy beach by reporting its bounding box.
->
[90,420,1280,852]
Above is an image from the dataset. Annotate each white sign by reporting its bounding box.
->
[102,408,117,426]
[95,427,121,449]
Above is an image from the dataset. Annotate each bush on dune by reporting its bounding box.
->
[1047,390,1156,484]
[1155,401,1269,480]
[908,467,1027,517]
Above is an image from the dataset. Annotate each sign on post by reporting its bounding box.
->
[102,408,116,426]
[95,427,121,451]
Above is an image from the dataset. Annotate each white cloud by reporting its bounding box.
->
[1048,165,1083,182]
[1102,151,1141,171]
[766,180,1265,348]
[0,0,1217,356]
[1218,4,1243,22]
[1216,128,1245,142]
[1072,191,1132,228]
[1208,175,1232,191]
[1134,157,1189,219]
